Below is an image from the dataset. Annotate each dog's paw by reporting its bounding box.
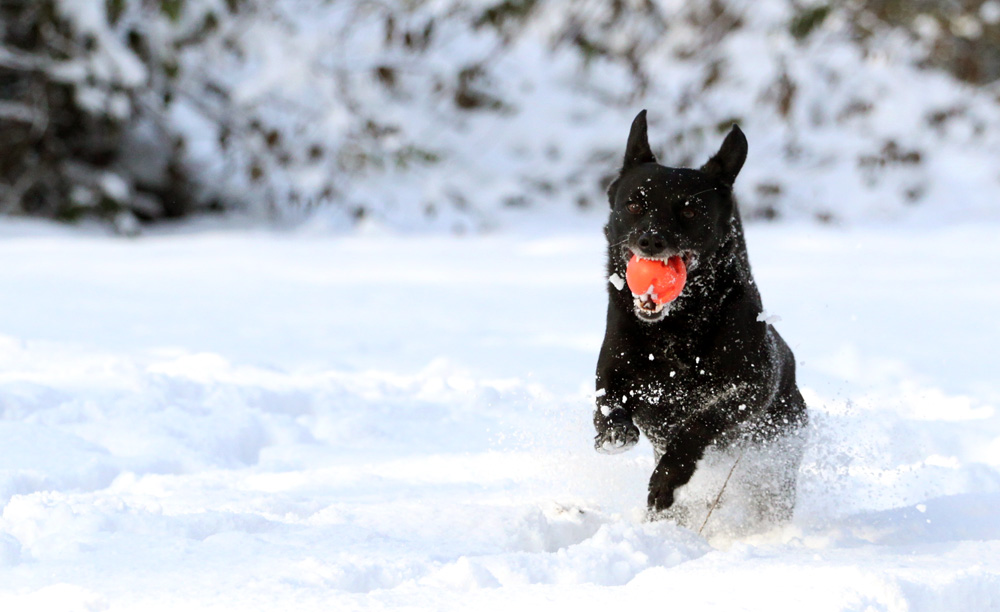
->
[647,479,676,514]
[594,409,640,454]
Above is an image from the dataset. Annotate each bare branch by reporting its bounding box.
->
[0,101,44,124]
[0,46,44,71]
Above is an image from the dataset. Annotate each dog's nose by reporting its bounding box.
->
[637,232,667,254]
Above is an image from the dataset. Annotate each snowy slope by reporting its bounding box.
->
[0,220,999,610]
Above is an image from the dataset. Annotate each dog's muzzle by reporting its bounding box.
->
[621,246,696,322]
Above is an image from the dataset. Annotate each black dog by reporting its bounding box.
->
[593,110,808,522]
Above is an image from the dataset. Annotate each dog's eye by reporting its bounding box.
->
[627,202,642,214]
[681,208,695,220]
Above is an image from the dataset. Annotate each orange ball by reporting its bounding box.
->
[626,254,687,304]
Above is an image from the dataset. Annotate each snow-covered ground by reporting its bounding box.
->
[1,219,999,610]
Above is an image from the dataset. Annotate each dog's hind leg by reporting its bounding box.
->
[757,378,809,523]
[745,425,807,525]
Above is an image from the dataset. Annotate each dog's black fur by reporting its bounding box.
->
[594,110,808,519]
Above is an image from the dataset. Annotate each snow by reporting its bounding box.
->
[757,310,782,325]
[27,0,1000,229]
[608,273,625,291]
[48,0,991,229]
[983,2,1000,24]
[0,219,998,609]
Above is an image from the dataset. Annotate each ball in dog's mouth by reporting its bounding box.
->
[625,252,689,320]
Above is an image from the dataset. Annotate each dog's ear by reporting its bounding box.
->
[623,109,656,169]
[701,125,747,186]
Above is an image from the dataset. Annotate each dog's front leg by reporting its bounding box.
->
[593,404,640,454]
[646,411,730,514]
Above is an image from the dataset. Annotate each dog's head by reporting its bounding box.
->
[606,110,748,322]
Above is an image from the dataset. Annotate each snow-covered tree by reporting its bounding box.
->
[2,0,1000,231]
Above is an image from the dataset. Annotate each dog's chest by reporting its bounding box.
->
[619,339,759,440]
[616,345,700,413]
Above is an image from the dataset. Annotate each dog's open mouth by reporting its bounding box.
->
[622,248,694,321]
[622,247,695,269]
[634,295,667,319]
